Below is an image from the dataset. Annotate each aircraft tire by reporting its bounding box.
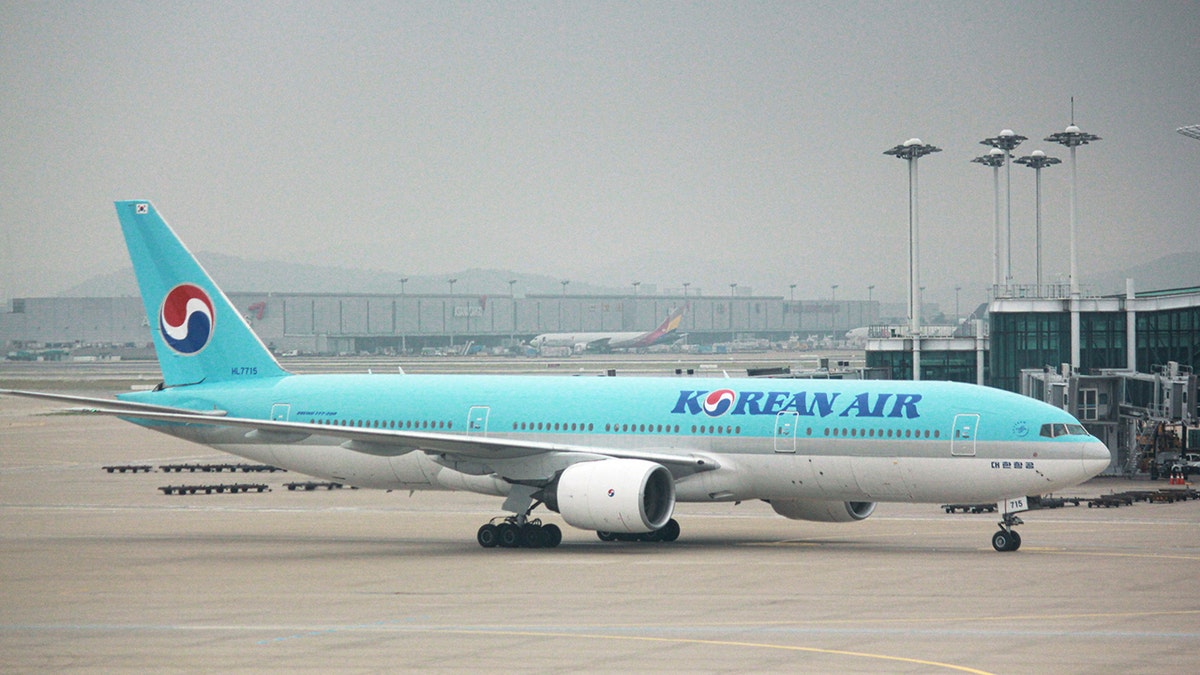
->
[498,523,520,548]
[660,519,680,542]
[992,530,1020,552]
[477,524,499,548]
[521,524,545,549]
[597,531,616,542]
[1007,530,1022,551]
[543,524,562,548]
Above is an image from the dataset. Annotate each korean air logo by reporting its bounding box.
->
[702,389,736,417]
[159,284,215,355]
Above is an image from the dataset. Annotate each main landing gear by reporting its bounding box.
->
[991,513,1024,552]
[596,518,681,544]
[477,516,562,549]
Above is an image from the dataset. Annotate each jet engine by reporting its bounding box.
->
[546,459,675,533]
[768,499,876,523]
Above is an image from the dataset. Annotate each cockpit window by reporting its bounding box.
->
[1040,423,1090,438]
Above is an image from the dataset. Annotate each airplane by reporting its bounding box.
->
[530,305,685,353]
[1,201,1111,552]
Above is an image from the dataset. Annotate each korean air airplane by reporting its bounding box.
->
[2,201,1111,552]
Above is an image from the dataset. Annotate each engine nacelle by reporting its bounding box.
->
[769,499,876,523]
[548,459,675,533]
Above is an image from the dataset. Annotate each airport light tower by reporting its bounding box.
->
[1046,121,1100,370]
[979,130,1026,289]
[970,148,1006,290]
[399,277,409,354]
[1014,150,1061,289]
[447,278,457,348]
[884,138,940,381]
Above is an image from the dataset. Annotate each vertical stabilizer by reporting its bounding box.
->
[115,201,287,386]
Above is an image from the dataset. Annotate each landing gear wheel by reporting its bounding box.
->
[991,529,1021,552]
[597,531,616,542]
[660,518,680,542]
[543,523,562,548]
[477,523,499,548]
[521,523,546,549]
[498,523,520,548]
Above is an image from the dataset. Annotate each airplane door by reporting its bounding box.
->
[271,403,290,422]
[774,412,798,453]
[951,413,979,456]
[467,406,490,436]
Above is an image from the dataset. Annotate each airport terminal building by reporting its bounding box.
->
[1,292,878,356]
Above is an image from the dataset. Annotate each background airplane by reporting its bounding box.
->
[2,201,1111,552]
[531,305,686,353]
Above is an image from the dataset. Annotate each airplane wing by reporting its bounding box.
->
[1,389,717,475]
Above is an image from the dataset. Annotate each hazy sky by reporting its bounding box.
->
[2,1,1198,310]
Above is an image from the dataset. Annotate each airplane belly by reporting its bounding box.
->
[851,456,913,500]
[810,455,864,500]
[214,439,412,490]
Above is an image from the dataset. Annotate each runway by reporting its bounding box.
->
[3,383,1200,672]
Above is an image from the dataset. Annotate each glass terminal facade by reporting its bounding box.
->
[989,289,1200,392]
[866,288,1200,391]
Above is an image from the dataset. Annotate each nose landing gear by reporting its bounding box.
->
[991,513,1024,552]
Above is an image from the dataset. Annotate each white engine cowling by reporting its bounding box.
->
[769,499,876,523]
[552,459,675,533]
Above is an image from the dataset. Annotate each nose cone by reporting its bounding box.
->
[1082,440,1112,477]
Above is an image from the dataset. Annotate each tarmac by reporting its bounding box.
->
[3,379,1200,673]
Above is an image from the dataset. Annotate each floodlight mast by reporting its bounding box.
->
[971,148,1006,290]
[980,130,1026,289]
[1014,150,1062,289]
[1045,121,1101,370]
[884,138,941,381]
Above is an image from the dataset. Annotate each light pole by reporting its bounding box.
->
[560,280,569,330]
[954,285,961,324]
[632,281,640,296]
[1045,123,1100,298]
[729,283,737,344]
[1046,118,1100,371]
[868,285,875,303]
[446,278,457,348]
[508,279,516,346]
[884,138,941,381]
[971,148,1006,290]
[980,130,1026,288]
[830,284,838,302]
[789,283,796,302]
[399,277,408,354]
[1015,150,1062,290]
[682,281,690,297]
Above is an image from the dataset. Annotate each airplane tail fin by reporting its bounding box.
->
[661,304,686,333]
[115,201,288,387]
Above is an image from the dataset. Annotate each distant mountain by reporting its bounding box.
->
[57,252,623,298]
[52,249,1200,300]
[1087,250,1200,295]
